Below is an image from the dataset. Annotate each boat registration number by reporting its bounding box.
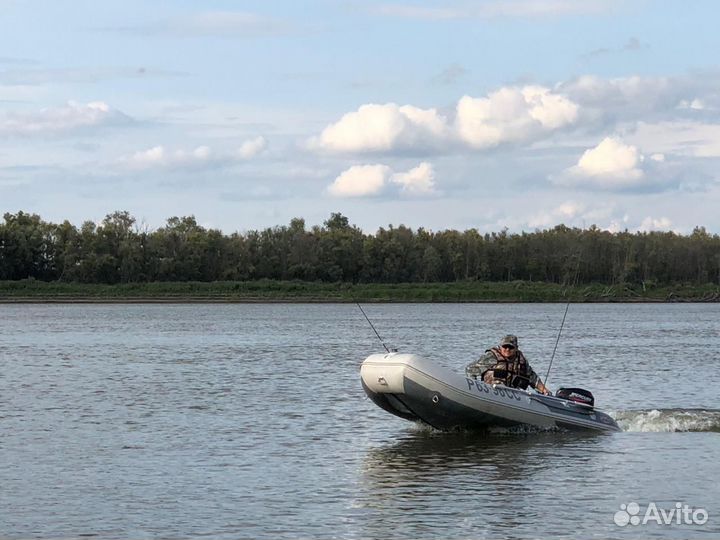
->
[466,378,523,401]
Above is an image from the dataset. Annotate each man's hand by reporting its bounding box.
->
[537,382,552,396]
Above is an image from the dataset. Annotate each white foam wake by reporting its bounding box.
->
[612,409,720,432]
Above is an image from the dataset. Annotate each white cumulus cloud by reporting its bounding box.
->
[327,164,391,197]
[328,162,438,198]
[456,85,579,148]
[576,137,643,178]
[310,103,448,153]
[557,137,648,188]
[390,162,436,194]
[311,85,578,154]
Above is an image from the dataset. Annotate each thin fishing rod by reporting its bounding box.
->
[544,301,570,386]
[356,301,390,353]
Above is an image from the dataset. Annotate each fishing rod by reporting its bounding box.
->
[544,300,570,387]
[355,301,391,353]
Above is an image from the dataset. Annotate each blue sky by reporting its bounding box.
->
[2,0,720,233]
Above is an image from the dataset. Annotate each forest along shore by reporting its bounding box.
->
[3,211,720,303]
[2,280,719,303]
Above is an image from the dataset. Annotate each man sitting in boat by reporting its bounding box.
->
[465,335,551,395]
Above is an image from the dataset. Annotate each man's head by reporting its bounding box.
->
[499,334,518,357]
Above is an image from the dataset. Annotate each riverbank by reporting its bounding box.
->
[1,279,719,303]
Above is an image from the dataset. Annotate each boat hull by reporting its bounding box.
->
[361,352,621,432]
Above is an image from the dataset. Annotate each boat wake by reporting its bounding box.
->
[407,409,720,434]
[612,409,720,432]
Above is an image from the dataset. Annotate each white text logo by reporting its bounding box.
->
[614,502,709,527]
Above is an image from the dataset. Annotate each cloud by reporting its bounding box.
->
[238,136,268,158]
[638,216,673,231]
[561,75,671,108]
[557,137,647,188]
[327,164,391,197]
[526,200,625,229]
[121,136,267,171]
[431,64,467,85]
[622,37,644,51]
[523,201,675,233]
[309,103,449,153]
[584,47,612,58]
[0,101,131,136]
[123,145,208,170]
[311,73,720,157]
[327,162,438,198]
[677,99,705,111]
[310,85,578,154]
[629,121,720,157]
[456,85,579,148]
[390,162,436,194]
[370,1,613,19]
[581,36,647,59]
[575,137,643,179]
[552,136,702,193]
[108,11,290,38]
[558,72,720,127]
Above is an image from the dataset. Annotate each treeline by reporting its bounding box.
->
[1,210,719,286]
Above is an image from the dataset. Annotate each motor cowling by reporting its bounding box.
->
[556,387,594,407]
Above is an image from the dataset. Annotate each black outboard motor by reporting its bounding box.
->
[556,387,594,407]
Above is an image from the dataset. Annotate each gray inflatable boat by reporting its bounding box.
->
[361,352,621,432]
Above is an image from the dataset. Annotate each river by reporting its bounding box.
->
[1,303,718,539]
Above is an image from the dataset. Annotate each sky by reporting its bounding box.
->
[2,0,720,234]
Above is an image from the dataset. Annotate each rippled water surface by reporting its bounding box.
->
[1,303,719,539]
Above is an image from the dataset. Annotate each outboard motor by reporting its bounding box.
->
[556,387,594,407]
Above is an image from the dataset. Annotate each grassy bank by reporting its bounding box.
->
[1,279,719,303]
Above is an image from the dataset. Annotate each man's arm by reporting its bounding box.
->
[534,378,551,395]
[526,365,551,395]
[465,351,494,379]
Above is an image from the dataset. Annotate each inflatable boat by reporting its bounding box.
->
[361,352,621,432]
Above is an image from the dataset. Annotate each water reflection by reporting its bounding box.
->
[355,429,611,539]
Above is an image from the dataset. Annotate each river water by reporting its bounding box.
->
[1,303,718,539]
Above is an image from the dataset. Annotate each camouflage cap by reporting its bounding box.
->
[500,335,518,347]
